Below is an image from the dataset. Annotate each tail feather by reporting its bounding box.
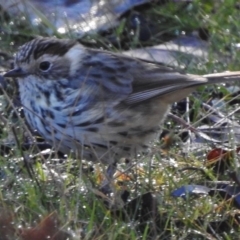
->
[203,71,240,84]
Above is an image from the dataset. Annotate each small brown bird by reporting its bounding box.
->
[4,37,240,167]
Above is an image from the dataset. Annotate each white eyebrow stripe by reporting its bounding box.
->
[65,44,86,76]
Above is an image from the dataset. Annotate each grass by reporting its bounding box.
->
[1,1,240,239]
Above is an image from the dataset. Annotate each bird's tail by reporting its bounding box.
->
[203,71,240,84]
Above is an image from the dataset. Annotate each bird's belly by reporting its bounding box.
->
[22,90,170,163]
[58,100,171,163]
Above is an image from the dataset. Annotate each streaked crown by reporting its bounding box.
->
[15,37,77,64]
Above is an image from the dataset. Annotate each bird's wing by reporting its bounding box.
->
[71,49,208,105]
[125,66,207,105]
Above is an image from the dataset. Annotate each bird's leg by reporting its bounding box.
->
[100,162,117,194]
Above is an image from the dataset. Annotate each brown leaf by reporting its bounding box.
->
[0,210,16,240]
[19,212,69,240]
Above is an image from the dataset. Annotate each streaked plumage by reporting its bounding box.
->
[4,37,240,164]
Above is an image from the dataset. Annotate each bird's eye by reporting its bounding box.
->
[39,61,51,71]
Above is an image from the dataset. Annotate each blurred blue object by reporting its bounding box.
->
[1,0,151,35]
[172,185,210,198]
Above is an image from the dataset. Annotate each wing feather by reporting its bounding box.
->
[73,48,208,105]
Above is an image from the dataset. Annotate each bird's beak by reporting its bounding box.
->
[4,68,28,78]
